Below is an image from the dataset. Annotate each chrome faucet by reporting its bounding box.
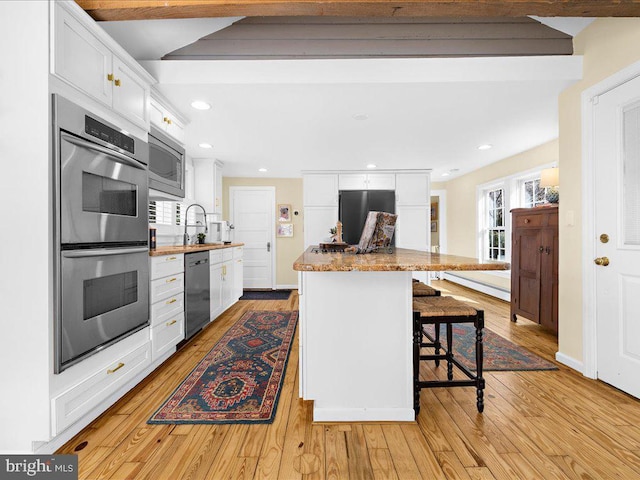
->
[183,203,208,245]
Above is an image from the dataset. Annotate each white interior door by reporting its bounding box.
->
[229,187,275,289]
[594,75,640,398]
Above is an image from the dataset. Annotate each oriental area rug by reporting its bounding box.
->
[149,310,297,424]
[423,323,558,371]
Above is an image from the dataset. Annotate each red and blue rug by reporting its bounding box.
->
[148,310,298,424]
[424,323,557,371]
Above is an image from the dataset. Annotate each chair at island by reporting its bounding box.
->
[412,295,485,414]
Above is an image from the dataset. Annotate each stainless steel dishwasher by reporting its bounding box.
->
[185,251,210,341]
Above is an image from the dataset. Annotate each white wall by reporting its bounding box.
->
[0,2,52,452]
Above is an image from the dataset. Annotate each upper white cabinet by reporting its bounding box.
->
[339,173,396,191]
[303,174,338,206]
[194,159,224,215]
[150,91,187,144]
[51,2,154,130]
[395,173,430,205]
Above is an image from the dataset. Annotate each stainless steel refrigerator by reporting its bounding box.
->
[339,190,396,245]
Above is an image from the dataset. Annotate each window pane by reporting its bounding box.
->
[524,181,534,207]
[499,231,505,248]
[495,189,503,207]
[496,208,504,227]
[535,180,546,205]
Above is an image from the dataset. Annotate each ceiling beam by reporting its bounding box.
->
[76,1,640,22]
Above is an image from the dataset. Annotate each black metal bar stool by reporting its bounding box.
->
[412,295,485,414]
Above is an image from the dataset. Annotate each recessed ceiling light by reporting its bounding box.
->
[258,168,267,173]
[191,101,211,110]
[366,164,377,169]
[199,143,212,149]
[478,144,493,150]
[353,113,368,121]
[441,172,451,177]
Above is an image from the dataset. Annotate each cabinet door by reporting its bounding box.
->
[53,5,112,107]
[112,56,149,129]
[396,173,429,205]
[210,263,223,319]
[215,162,223,215]
[149,98,165,130]
[234,258,244,300]
[511,227,542,323]
[303,175,338,206]
[366,173,396,190]
[395,206,428,251]
[222,261,234,306]
[303,206,338,248]
[166,117,185,144]
[539,225,559,332]
[338,174,368,190]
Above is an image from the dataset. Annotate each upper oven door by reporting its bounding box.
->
[60,132,149,245]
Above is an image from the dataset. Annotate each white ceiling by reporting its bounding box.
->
[102,18,588,180]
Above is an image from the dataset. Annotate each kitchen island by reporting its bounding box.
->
[293,247,509,422]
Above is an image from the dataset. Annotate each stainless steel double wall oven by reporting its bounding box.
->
[53,95,150,373]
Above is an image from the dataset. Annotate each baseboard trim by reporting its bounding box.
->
[442,273,510,302]
[555,352,585,376]
[276,284,298,290]
[313,407,415,422]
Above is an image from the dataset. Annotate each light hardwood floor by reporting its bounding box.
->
[59,280,640,479]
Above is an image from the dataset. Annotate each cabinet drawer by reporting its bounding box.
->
[151,254,184,279]
[222,248,233,262]
[151,293,184,327]
[514,214,543,228]
[150,273,184,304]
[52,341,151,434]
[233,246,243,259]
[210,249,224,265]
[151,312,185,361]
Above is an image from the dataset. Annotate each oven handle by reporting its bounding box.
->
[62,247,149,258]
[62,133,146,171]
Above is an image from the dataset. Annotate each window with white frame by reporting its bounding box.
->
[521,177,547,208]
[485,187,506,261]
[478,165,554,266]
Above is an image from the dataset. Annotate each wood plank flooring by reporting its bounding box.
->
[58,281,640,479]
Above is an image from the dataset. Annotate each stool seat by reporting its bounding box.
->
[413,296,477,317]
[412,283,441,297]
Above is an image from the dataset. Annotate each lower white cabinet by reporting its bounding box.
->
[51,338,151,435]
[234,257,244,300]
[210,261,224,319]
[222,260,235,307]
[151,312,185,361]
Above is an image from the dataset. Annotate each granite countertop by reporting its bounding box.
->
[149,243,244,257]
[293,246,510,272]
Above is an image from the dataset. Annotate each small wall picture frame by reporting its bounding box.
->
[277,223,294,237]
[430,202,438,221]
[278,204,291,222]
[430,221,438,233]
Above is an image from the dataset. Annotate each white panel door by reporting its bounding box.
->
[230,187,275,289]
[594,75,640,398]
[112,56,149,129]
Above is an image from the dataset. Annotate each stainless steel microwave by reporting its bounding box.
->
[148,126,185,198]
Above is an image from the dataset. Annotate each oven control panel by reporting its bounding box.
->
[85,115,135,154]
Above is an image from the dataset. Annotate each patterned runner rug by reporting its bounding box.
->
[149,310,298,424]
[423,323,557,371]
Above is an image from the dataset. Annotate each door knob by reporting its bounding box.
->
[594,257,610,266]
[600,233,609,243]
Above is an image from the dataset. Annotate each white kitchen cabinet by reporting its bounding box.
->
[51,335,151,435]
[149,253,185,358]
[194,159,224,215]
[51,2,153,130]
[233,257,244,300]
[396,173,430,206]
[303,174,338,206]
[395,206,429,251]
[338,173,396,190]
[210,262,224,319]
[303,206,338,248]
[150,91,187,144]
[222,260,235,307]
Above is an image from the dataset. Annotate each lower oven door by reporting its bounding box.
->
[58,247,150,372]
